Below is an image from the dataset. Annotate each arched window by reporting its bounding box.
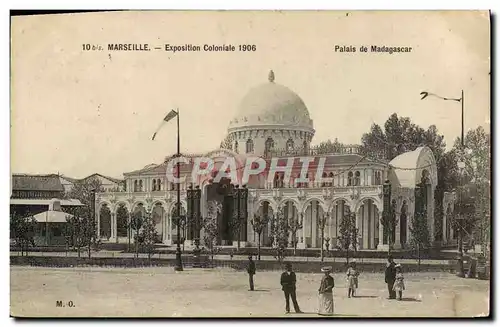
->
[286,138,294,152]
[246,139,254,153]
[265,137,274,156]
[322,172,328,187]
[156,179,162,191]
[139,180,143,191]
[152,179,157,191]
[134,180,138,192]
[354,171,361,186]
[374,171,381,185]
[273,174,280,189]
[234,140,239,154]
[329,172,334,187]
[279,172,285,188]
[303,139,308,155]
[347,172,353,186]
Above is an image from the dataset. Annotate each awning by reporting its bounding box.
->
[10,199,84,206]
[31,210,74,223]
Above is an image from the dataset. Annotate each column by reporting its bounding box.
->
[394,210,401,249]
[96,209,101,239]
[328,211,333,248]
[110,213,116,242]
[429,186,435,243]
[355,206,362,250]
[362,205,369,249]
[442,206,447,244]
[312,204,317,248]
[377,206,387,250]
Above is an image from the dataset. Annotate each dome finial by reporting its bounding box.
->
[268,70,275,83]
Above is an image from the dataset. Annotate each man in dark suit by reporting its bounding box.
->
[385,255,397,299]
[247,255,256,291]
[280,263,302,314]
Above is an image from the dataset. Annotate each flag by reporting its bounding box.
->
[152,109,178,140]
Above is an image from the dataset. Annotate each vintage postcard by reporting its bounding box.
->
[10,10,491,318]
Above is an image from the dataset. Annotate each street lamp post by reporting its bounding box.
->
[421,89,465,276]
[174,110,183,272]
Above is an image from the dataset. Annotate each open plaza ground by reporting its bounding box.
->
[10,266,489,318]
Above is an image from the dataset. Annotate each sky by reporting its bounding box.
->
[10,11,490,179]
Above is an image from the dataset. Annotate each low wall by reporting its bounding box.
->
[10,245,461,260]
[10,255,455,273]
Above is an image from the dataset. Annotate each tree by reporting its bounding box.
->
[288,213,303,256]
[64,206,100,259]
[130,211,143,258]
[380,201,398,254]
[229,207,245,252]
[453,126,491,255]
[10,212,36,256]
[270,207,289,263]
[250,213,269,260]
[116,204,130,251]
[139,210,159,264]
[360,113,449,243]
[201,200,222,262]
[318,212,329,262]
[338,208,358,264]
[409,194,430,271]
[316,138,344,154]
[64,177,103,258]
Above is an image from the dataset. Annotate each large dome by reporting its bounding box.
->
[228,71,314,132]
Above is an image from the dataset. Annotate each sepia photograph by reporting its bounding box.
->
[9,10,491,318]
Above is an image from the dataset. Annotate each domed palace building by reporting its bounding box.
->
[96,71,438,251]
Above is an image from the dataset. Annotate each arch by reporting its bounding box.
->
[277,198,300,211]
[388,146,438,189]
[246,139,254,154]
[355,171,361,186]
[354,196,382,212]
[286,138,294,152]
[151,200,167,210]
[169,201,187,214]
[115,202,130,238]
[265,137,274,155]
[99,203,112,240]
[131,201,146,212]
[301,197,326,214]
[256,198,278,212]
[151,202,165,242]
[98,201,113,212]
[328,197,352,213]
[113,201,130,213]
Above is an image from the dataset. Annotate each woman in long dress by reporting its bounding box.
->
[318,266,335,316]
[346,261,360,298]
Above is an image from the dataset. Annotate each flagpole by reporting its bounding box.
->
[174,108,183,271]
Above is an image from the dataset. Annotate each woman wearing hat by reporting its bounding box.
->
[392,264,405,301]
[318,266,335,316]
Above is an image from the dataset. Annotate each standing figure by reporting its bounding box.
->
[346,260,359,298]
[392,264,405,300]
[318,266,335,316]
[280,263,303,314]
[385,255,397,299]
[247,255,256,291]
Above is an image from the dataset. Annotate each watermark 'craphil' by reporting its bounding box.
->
[166,155,330,186]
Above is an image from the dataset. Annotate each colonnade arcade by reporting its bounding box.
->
[96,199,186,244]
[250,196,383,250]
